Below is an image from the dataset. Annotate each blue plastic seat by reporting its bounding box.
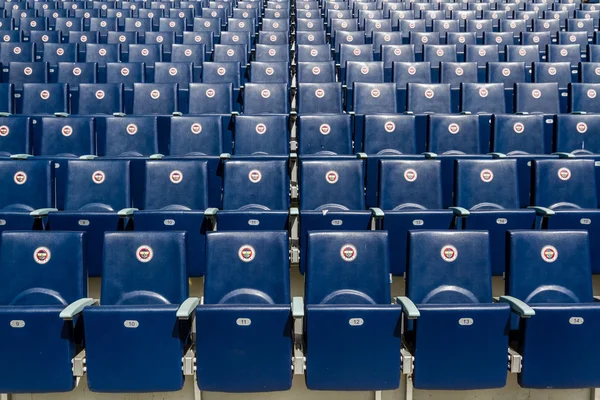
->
[98,116,159,157]
[196,231,293,391]
[20,83,68,115]
[188,83,233,115]
[35,116,94,157]
[405,230,510,389]
[296,44,332,62]
[427,114,480,155]
[243,83,289,114]
[297,82,342,114]
[169,115,223,156]
[407,83,452,114]
[131,83,177,115]
[57,63,97,103]
[514,82,560,114]
[304,230,402,390]
[297,114,352,155]
[255,44,289,63]
[0,231,86,393]
[77,83,123,115]
[579,62,600,83]
[249,61,289,85]
[465,44,499,81]
[83,231,194,392]
[569,83,600,113]
[554,113,600,154]
[344,61,384,107]
[297,61,336,83]
[460,82,506,115]
[234,115,289,155]
[0,116,31,156]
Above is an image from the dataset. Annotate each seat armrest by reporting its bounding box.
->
[176,297,200,320]
[172,111,183,117]
[10,154,31,160]
[422,152,437,159]
[149,153,164,159]
[488,152,506,158]
[117,208,138,217]
[356,152,367,159]
[552,152,574,159]
[395,296,420,319]
[54,112,69,117]
[0,112,11,117]
[498,295,535,318]
[60,298,98,320]
[292,296,304,318]
[204,207,219,217]
[370,207,384,218]
[30,208,58,217]
[220,153,231,160]
[112,112,126,117]
[289,207,299,217]
[79,155,97,160]
[449,206,470,217]
[527,206,555,217]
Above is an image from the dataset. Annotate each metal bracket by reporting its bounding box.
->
[72,349,86,377]
[400,348,414,375]
[182,347,196,376]
[508,347,523,374]
[290,247,300,264]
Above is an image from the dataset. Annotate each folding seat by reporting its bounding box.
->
[451,10,477,29]
[258,31,288,46]
[516,11,538,22]
[146,32,176,60]
[432,19,460,43]
[0,116,31,156]
[533,61,571,108]
[486,61,526,112]
[578,60,600,84]
[201,61,241,107]
[557,31,588,56]
[465,44,499,81]
[303,231,402,390]
[338,44,374,80]
[466,19,493,43]
[460,82,506,149]
[409,32,440,61]
[85,43,120,82]
[382,44,415,82]
[264,8,289,19]
[372,31,402,61]
[0,17,14,31]
[329,21,359,43]
[184,31,214,61]
[234,115,289,155]
[33,115,93,158]
[407,83,452,114]
[19,17,47,38]
[255,44,289,63]
[154,62,192,110]
[504,230,600,388]
[545,45,581,77]
[123,17,151,41]
[423,44,457,81]
[296,114,352,155]
[554,113,600,154]
[0,231,88,393]
[295,62,332,85]
[403,230,511,389]
[41,44,77,82]
[98,116,160,157]
[514,82,560,115]
[8,61,48,96]
[202,8,225,26]
[227,18,256,46]
[68,32,99,61]
[296,44,332,62]
[392,61,430,112]
[297,82,343,114]
[131,83,177,115]
[365,18,392,43]
[0,30,22,43]
[168,115,224,156]
[248,61,288,87]
[576,9,600,29]
[169,45,202,82]
[390,9,415,31]
[295,31,326,47]
[77,83,123,115]
[242,83,288,115]
[427,114,480,155]
[0,44,35,76]
[506,45,541,77]
[527,2,548,18]
[468,3,491,19]
[358,10,384,32]
[521,32,551,60]
[20,83,68,115]
[568,83,600,113]
[440,62,477,112]
[482,32,514,61]
[159,17,185,42]
[106,9,131,30]
[82,231,195,391]
[105,62,144,110]
[333,31,366,59]
[188,83,233,115]
[262,18,288,33]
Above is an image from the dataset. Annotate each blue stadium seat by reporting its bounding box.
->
[297,114,352,155]
[20,83,68,115]
[35,116,94,157]
[255,44,289,63]
[77,83,123,115]
[393,61,431,112]
[131,83,177,115]
[304,231,402,390]
[460,82,507,115]
[83,231,193,392]
[243,83,289,114]
[440,62,477,111]
[554,114,600,154]
[98,116,159,157]
[297,82,342,114]
[57,63,97,104]
[405,231,510,389]
[297,61,336,83]
[196,231,294,391]
[0,231,86,393]
[189,83,233,115]
[579,62,600,83]
[465,44,499,81]
[344,61,384,107]
[407,83,452,114]
[427,114,480,155]
[0,116,31,156]
[171,44,204,82]
[296,44,332,62]
[514,82,560,114]
[234,115,289,155]
[569,83,600,113]
[259,31,289,45]
[250,61,289,85]
[169,115,223,156]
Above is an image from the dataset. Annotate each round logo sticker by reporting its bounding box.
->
[248,169,262,183]
[92,170,105,184]
[533,35,540,43]
[255,123,267,134]
[561,49,569,58]
[436,48,444,57]
[217,67,226,76]
[326,170,339,184]
[541,245,558,263]
[588,89,597,99]
[394,48,402,56]
[578,21,584,28]
[95,90,105,100]
[308,34,315,41]
[126,124,137,135]
[480,168,494,183]
[238,245,255,262]
[141,48,149,56]
[24,67,32,75]
[261,89,271,98]
[136,245,154,263]
[548,67,557,76]
[384,121,395,132]
[421,36,428,43]
[502,68,511,77]
[169,170,183,184]
[33,247,51,264]
[320,124,331,135]
[191,123,202,134]
[595,67,600,76]
[425,89,434,99]
[577,122,587,133]
[479,48,487,57]
[404,168,417,182]
[310,49,318,57]
[150,90,160,99]
[118,35,125,43]
[360,66,369,75]
[495,36,503,44]
[72,67,81,76]
[557,167,571,181]
[40,90,50,100]
[544,22,550,28]
[448,123,460,134]
[479,88,489,98]
[440,245,458,262]
[195,35,202,43]
[353,48,361,56]
[315,88,325,98]
[408,66,416,75]
[519,48,527,57]
[206,88,216,98]
[61,125,73,137]
[270,35,277,42]
[99,48,107,56]
[340,244,357,262]
[532,89,541,99]
[459,36,466,43]
[169,67,178,76]
[268,48,276,56]
[184,49,192,57]
[13,171,26,185]
[312,66,321,75]
[371,89,380,98]
[0,125,9,136]
[455,67,464,76]
[121,67,129,76]
[514,122,525,134]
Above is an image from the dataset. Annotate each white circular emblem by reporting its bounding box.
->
[312,66,320,75]
[13,46,21,55]
[440,245,458,262]
[371,89,380,98]
[61,125,73,137]
[226,48,235,57]
[319,124,330,135]
[408,66,416,75]
[2,35,9,42]
[548,67,557,76]
[569,35,576,43]
[394,48,402,56]
[459,36,466,43]
[268,48,276,57]
[141,48,149,56]
[384,121,395,132]
[135,21,141,27]
[0,125,9,136]
[495,36,502,44]
[40,90,50,100]
[480,169,494,182]
[326,170,339,184]
[578,21,584,28]
[136,245,153,263]
[315,88,325,98]
[169,67,177,76]
[195,35,202,42]
[421,36,428,43]
[169,170,183,184]
[533,36,540,43]
[353,48,361,56]
[206,89,216,98]
[596,67,600,76]
[541,245,558,263]
[248,169,262,183]
[72,67,82,76]
[558,167,571,181]
[502,68,511,77]
[448,123,460,134]
[191,123,202,134]
[66,21,73,28]
[24,67,32,75]
[514,122,525,133]
[479,88,489,98]
[255,123,267,134]
[261,89,271,99]
[340,244,357,262]
[436,49,444,57]
[384,34,391,42]
[94,90,105,100]
[99,48,107,56]
[13,171,26,185]
[588,89,597,99]
[310,49,318,57]
[577,122,588,133]
[204,21,211,27]
[404,168,417,182]
[360,66,369,75]
[121,67,129,76]
[270,35,277,42]
[532,89,542,99]
[150,90,160,99]
[238,245,255,262]
[544,22,550,28]
[169,21,176,28]
[126,124,137,135]
[33,247,51,264]
[92,170,105,184]
[519,48,527,57]
[308,34,315,41]
[425,89,434,99]
[184,49,192,57]
[479,49,486,57]
[455,67,464,76]
[42,35,48,42]
[561,49,569,59]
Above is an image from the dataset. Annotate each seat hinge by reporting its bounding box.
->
[508,348,522,374]
[182,347,197,376]
[72,349,86,378]
[401,348,414,375]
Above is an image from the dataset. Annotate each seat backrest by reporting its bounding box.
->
[36,116,94,157]
[188,83,233,114]
[171,44,204,66]
[465,44,499,67]
[0,42,35,64]
[305,231,390,305]
[353,82,396,114]
[243,83,289,114]
[299,158,365,211]
[363,114,416,155]
[382,45,416,68]
[85,43,120,65]
[101,232,188,305]
[532,159,597,209]
[222,157,289,211]
[491,113,545,154]
[100,116,158,157]
[533,62,572,89]
[407,231,492,304]
[460,82,506,114]
[170,115,222,156]
[255,44,289,62]
[204,231,290,305]
[132,83,177,115]
[506,45,541,64]
[249,61,289,84]
[57,62,97,87]
[297,61,336,83]
[569,83,600,113]
[202,62,241,88]
[142,159,209,210]
[514,82,560,114]
[297,114,352,155]
[547,43,581,64]
[234,115,289,155]
[554,114,600,154]
[42,43,77,66]
[8,61,48,88]
[579,62,600,83]
[63,159,130,211]
[183,31,214,52]
[455,159,520,210]
[106,62,144,88]
[507,230,592,304]
[297,82,342,114]
[154,62,193,88]
[0,231,85,306]
[0,159,53,211]
[439,61,477,89]
[378,159,443,210]
[393,61,431,86]
[213,43,248,64]
[407,83,452,114]
[78,83,123,115]
[521,31,551,48]
[339,43,374,65]
[427,114,480,154]
[22,83,68,114]
[0,116,31,156]
[296,44,332,62]
[487,61,526,89]
[345,61,384,86]
[423,44,457,63]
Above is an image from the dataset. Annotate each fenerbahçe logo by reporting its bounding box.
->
[340,244,357,262]
[33,247,51,264]
[441,245,458,262]
[541,245,558,263]
[238,245,255,262]
[136,245,153,263]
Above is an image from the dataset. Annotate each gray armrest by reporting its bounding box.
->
[60,298,98,320]
[356,152,367,159]
[289,207,299,217]
[172,111,183,117]
[488,152,506,158]
[54,112,70,117]
[552,152,574,159]
[528,206,555,217]
[10,154,31,160]
[220,153,231,160]
[498,295,535,318]
[204,207,219,217]
[149,153,164,159]
[404,111,414,115]
[290,152,298,159]
[176,297,200,320]
[370,207,384,218]
[422,152,437,159]
[292,296,304,318]
[117,208,138,217]
[395,296,420,319]
[112,112,126,117]
[30,208,58,217]
[0,112,11,117]
[79,155,97,160]
[449,206,470,217]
